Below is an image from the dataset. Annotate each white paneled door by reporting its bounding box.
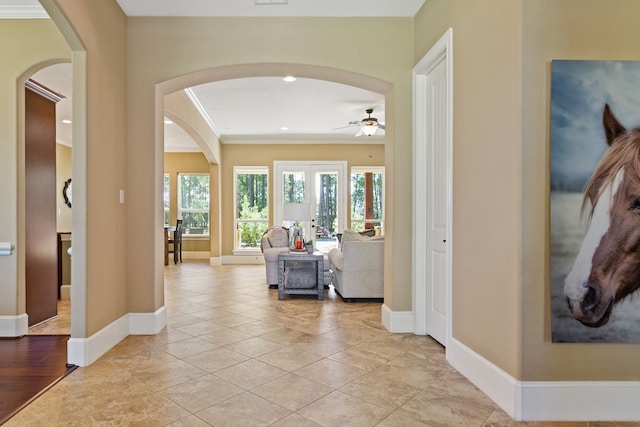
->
[425,56,449,345]
[413,28,452,346]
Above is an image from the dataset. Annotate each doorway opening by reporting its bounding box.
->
[273,161,347,253]
[23,62,73,336]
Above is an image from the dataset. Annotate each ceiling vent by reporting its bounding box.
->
[254,0,288,4]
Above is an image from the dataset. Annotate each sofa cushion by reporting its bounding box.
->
[339,229,365,245]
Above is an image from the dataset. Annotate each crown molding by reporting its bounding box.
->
[25,79,64,103]
[0,5,48,19]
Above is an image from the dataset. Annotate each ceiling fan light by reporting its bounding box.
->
[362,124,377,136]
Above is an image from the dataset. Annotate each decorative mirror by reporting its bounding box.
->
[63,178,72,208]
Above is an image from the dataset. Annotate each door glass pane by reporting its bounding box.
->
[282,171,307,245]
[315,172,338,239]
[282,172,305,203]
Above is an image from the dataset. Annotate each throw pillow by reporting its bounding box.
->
[267,227,289,247]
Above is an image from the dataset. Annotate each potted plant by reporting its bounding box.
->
[304,239,314,253]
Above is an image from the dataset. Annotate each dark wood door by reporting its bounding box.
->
[25,83,59,327]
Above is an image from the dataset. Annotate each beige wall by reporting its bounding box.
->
[415,0,523,378]
[416,0,640,383]
[221,143,385,255]
[56,144,72,232]
[126,17,414,312]
[50,0,128,336]
[0,19,70,317]
[521,0,640,381]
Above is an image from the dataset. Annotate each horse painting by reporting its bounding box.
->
[564,104,640,327]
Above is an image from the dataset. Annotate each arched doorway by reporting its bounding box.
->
[21,62,73,334]
[156,63,392,303]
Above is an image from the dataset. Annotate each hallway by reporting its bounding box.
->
[4,262,615,426]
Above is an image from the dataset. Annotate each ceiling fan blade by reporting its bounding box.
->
[378,124,385,130]
[333,124,360,130]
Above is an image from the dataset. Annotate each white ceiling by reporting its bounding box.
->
[188,77,385,142]
[6,0,424,151]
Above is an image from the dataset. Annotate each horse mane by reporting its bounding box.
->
[583,127,640,218]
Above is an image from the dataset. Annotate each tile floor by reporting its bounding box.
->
[27,299,70,335]
[8,261,636,426]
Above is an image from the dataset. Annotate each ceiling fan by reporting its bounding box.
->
[336,108,385,137]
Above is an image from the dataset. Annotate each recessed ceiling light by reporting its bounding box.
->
[282,76,296,83]
[281,127,289,131]
[61,119,72,124]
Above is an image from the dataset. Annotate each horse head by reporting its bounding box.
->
[564,104,640,327]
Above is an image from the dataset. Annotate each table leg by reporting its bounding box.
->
[278,259,285,300]
[317,259,324,300]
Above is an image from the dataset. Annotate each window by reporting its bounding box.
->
[163,173,170,227]
[350,167,385,234]
[178,173,210,236]
[234,167,269,250]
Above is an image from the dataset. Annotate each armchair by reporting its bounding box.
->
[261,227,290,288]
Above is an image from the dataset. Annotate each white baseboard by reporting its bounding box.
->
[447,336,640,421]
[221,254,265,265]
[447,337,517,417]
[517,380,640,421]
[129,306,167,335]
[68,314,129,367]
[0,314,28,337]
[68,306,167,367]
[381,304,414,333]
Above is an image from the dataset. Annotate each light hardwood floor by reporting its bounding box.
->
[9,262,634,426]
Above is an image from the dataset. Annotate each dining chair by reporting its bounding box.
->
[167,219,183,264]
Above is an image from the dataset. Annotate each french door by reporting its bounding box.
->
[274,161,346,246]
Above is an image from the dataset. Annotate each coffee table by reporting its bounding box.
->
[277,251,324,300]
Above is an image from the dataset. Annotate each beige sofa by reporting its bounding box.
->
[328,229,384,301]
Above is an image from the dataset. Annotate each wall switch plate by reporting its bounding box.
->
[119,190,125,204]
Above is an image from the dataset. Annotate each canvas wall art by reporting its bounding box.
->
[551,60,640,343]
